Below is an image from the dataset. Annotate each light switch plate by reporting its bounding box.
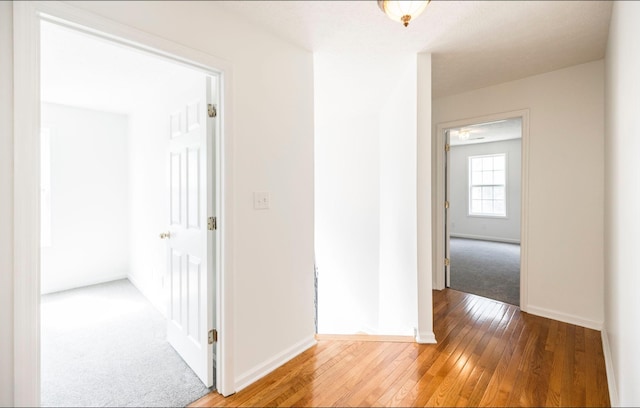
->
[253,192,270,210]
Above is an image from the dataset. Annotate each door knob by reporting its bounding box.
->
[159,231,171,239]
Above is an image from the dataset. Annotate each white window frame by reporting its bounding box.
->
[468,153,507,218]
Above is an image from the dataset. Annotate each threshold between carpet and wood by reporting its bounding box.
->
[41,279,211,407]
[192,289,610,407]
[449,237,521,306]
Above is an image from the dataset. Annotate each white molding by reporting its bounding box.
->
[526,305,603,331]
[235,336,317,392]
[416,53,435,347]
[450,233,520,244]
[13,0,236,399]
[13,2,41,406]
[600,328,619,407]
[434,109,530,315]
[415,331,437,344]
[41,274,129,296]
[519,111,530,313]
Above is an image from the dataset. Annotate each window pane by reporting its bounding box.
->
[468,154,507,217]
[472,171,483,185]
[482,171,493,185]
[482,200,493,213]
[471,157,482,171]
[471,200,482,213]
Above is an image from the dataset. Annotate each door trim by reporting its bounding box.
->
[13,2,236,403]
[434,109,530,312]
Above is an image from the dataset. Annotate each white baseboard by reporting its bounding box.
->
[41,273,128,295]
[600,328,619,407]
[450,233,520,244]
[415,331,437,344]
[127,275,166,317]
[526,305,603,330]
[234,336,317,392]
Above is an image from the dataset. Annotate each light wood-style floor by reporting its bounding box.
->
[191,289,610,407]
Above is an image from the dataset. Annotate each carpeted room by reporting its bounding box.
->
[41,280,209,407]
[445,119,522,306]
[39,21,216,407]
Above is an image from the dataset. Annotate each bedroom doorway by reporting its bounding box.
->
[440,115,526,307]
[39,17,220,406]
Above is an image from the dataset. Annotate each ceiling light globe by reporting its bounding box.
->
[378,0,430,27]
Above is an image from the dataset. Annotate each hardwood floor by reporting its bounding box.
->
[191,289,610,407]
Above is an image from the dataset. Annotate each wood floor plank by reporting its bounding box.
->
[400,298,501,406]
[472,306,520,406]
[588,327,611,407]
[479,306,527,406]
[560,324,577,406]
[571,326,587,407]
[426,303,515,407]
[190,289,611,408]
[545,321,567,407]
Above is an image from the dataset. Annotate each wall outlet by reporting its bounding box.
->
[253,192,270,210]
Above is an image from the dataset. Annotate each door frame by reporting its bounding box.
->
[13,2,235,404]
[434,109,530,312]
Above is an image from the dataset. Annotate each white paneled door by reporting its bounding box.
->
[163,76,217,388]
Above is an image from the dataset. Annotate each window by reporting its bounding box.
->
[41,127,52,247]
[469,153,506,217]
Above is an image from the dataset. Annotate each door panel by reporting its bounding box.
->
[164,76,215,387]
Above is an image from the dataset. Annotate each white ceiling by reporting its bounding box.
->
[217,0,612,97]
[449,118,521,146]
[41,21,202,114]
[41,1,612,113]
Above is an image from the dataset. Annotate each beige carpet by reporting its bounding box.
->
[449,237,520,306]
[41,279,211,407]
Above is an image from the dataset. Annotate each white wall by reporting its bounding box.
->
[66,0,316,391]
[378,58,418,335]
[449,139,521,243]
[126,70,205,313]
[434,60,605,329]
[40,103,129,294]
[315,112,380,333]
[0,2,15,405]
[315,53,419,336]
[604,1,640,406]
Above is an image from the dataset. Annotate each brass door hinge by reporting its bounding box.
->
[444,258,450,267]
[208,103,217,118]
[208,329,218,344]
[208,216,217,231]
[445,201,450,209]
[445,143,450,152]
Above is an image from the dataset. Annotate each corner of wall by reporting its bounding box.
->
[234,336,317,392]
[600,327,620,407]
[415,330,437,344]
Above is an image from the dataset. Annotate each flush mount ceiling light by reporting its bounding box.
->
[378,0,430,27]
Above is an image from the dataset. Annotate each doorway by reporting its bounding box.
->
[444,118,522,305]
[38,16,222,406]
[435,111,529,309]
